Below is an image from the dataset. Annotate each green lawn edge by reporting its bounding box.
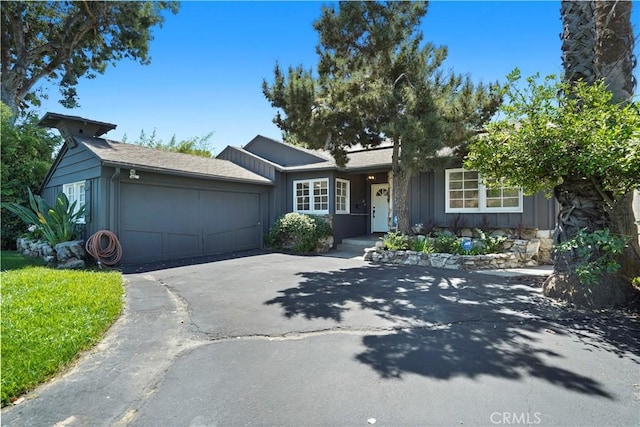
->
[1,253,124,406]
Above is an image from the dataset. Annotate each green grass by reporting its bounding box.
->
[1,260,123,406]
[1,250,46,271]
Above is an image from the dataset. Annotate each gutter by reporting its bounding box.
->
[101,161,274,186]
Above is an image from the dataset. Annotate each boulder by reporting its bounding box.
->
[55,240,86,263]
[315,236,334,253]
[57,259,85,270]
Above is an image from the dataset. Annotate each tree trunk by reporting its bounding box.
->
[543,177,637,307]
[394,168,411,234]
[0,81,19,116]
[561,0,596,85]
[594,0,639,282]
[609,192,640,280]
[550,1,639,307]
[594,0,635,104]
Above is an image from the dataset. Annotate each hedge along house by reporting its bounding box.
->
[39,113,557,264]
[38,113,273,264]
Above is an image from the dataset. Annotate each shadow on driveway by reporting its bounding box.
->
[265,264,640,399]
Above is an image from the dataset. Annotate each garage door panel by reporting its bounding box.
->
[204,230,234,254]
[236,225,261,250]
[120,230,163,262]
[166,233,201,257]
[122,185,199,234]
[200,192,260,228]
[120,183,262,263]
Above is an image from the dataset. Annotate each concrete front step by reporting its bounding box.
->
[337,243,371,253]
[337,236,382,253]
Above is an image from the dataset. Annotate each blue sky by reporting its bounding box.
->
[35,1,639,154]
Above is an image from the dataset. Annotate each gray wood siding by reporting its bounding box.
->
[45,144,101,188]
[217,147,276,181]
[408,169,557,230]
[333,213,367,244]
[245,136,326,166]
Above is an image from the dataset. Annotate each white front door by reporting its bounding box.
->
[371,183,390,233]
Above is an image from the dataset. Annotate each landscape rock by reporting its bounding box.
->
[56,259,85,270]
[315,235,334,253]
[55,240,86,262]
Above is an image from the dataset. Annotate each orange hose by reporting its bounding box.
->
[85,230,123,266]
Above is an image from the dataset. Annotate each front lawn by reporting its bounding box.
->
[1,250,46,271]
[1,252,123,406]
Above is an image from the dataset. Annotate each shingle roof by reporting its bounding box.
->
[279,147,392,172]
[78,137,273,185]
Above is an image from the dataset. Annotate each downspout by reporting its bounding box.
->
[109,168,121,232]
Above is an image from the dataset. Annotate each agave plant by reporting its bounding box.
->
[2,188,86,246]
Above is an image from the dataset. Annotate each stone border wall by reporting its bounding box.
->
[16,237,87,269]
[364,238,542,271]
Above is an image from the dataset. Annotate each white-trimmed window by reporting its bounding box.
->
[335,178,350,214]
[293,178,329,214]
[62,180,86,223]
[445,169,522,213]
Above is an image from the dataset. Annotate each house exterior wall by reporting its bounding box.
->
[244,136,326,166]
[332,173,369,241]
[217,147,277,181]
[407,169,558,231]
[43,144,102,188]
[40,143,103,240]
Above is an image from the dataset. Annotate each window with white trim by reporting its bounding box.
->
[293,178,329,214]
[335,178,350,214]
[62,180,86,223]
[445,169,522,213]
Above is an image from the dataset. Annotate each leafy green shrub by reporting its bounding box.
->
[382,231,410,250]
[1,105,59,250]
[433,233,462,254]
[382,231,507,255]
[475,229,506,254]
[556,228,627,285]
[2,189,85,247]
[265,213,332,253]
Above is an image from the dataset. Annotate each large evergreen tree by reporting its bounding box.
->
[263,1,501,232]
[1,1,178,114]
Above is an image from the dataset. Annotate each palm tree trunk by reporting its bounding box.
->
[545,1,639,307]
[594,0,635,104]
[544,177,636,307]
[561,1,596,85]
[594,0,640,281]
[609,192,640,280]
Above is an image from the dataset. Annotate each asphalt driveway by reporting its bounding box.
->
[2,251,639,426]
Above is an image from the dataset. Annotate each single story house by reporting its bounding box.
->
[38,113,558,264]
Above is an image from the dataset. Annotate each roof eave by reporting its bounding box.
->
[101,161,274,186]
